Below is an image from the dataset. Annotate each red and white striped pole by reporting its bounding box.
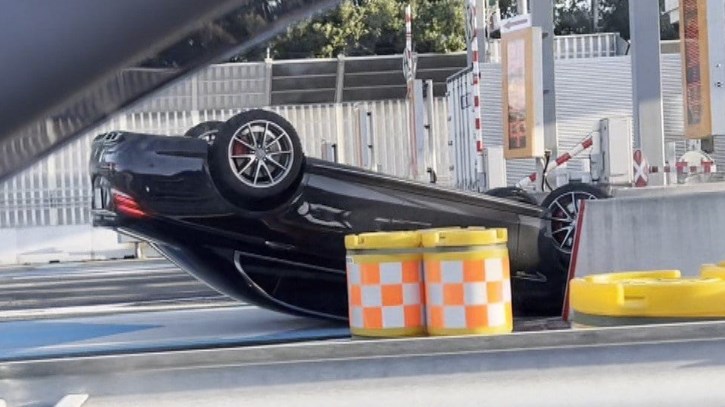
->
[467,0,485,189]
[404,4,419,179]
[516,134,594,189]
[404,4,413,92]
[405,5,412,67]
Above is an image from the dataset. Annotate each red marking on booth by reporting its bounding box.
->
[633,149,648,187]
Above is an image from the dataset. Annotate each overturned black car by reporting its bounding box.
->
[90,109,585,320]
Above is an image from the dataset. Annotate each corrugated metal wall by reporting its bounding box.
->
[128,63,269,113]
[479,56,633,185]
[476,55,716,186]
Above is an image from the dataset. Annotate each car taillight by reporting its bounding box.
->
[111,189,148,219]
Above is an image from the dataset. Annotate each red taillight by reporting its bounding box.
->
[111,190,148,219]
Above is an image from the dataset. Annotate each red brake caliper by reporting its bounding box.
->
[232,140,249,170]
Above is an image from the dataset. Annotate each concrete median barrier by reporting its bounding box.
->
[565,184,725,318]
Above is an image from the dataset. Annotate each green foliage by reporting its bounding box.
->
[239,0,680,60]
[270,0,466,59]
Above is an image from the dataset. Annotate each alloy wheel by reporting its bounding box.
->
[546,191,597,254]
[227,119,295,189]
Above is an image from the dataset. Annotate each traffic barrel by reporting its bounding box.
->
[421,227,512,336]
[569,267,725,328]
[344,231,426,337]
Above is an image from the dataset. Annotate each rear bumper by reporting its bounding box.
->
[90,131,233,223]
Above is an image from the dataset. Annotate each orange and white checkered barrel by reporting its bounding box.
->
[344,231,426,337]
[421,228,513,336]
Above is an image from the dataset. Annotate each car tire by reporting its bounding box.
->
[485,186,539,205]
[208,109,304,210]
[538,183,611,273]
[183,120,223,143]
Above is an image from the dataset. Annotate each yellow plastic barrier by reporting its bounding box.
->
[700,261,725,279]
[569,263,725,327]
[421,227,512,336]
[344,231,425,337]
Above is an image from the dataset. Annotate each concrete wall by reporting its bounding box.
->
[0,225,135,265]
[570,186,725,279]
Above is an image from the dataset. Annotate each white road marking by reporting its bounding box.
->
[0,301,241,320]
[54,394,89,407]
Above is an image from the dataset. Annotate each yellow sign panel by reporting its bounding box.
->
[501,27,544,159]
[680,0,712,139]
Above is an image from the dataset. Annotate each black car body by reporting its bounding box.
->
[90,113,566,321]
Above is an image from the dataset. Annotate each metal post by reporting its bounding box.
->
[190,76,199,124]
[531,0,558,190]
[466,0,485,190]
[264,57,274,107]
[476,0,487,64]
[424,79,437,177]
[335,54,345,104]
[517,0,528,14]
[334,105,346,163]
[629,0,666,186]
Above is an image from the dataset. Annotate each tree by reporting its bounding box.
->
[151,0,680,64]
[499,0,677,41]
[555,0,595,35]
[268,0,466,59]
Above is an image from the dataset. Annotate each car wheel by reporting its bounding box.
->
[485,186,539,205]
[541,183,610,256]
[538,183,611,275]
[183,120,223,143]
[209,109,304,209]
[533,183,611,312]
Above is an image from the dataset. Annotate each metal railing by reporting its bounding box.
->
[486,32,624,62]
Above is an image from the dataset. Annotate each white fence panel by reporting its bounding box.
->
[447,68,478,190]
[430,97,452,185]
[370,100,411,178]
[0,98,449,228]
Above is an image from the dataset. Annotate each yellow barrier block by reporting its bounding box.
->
[570,266,725,318]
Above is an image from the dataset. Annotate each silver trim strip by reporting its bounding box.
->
[234,249,345,275]
[233,251,347,321]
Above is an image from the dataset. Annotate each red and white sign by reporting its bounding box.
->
[633,149,649,187]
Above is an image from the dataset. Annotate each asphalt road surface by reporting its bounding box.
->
[0,259,234,319]
[6,318,725,406]
[5,260,724,406]
[0,305,349,362]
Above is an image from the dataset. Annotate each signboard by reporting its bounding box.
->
[501,25,544,159]
[679,0,725,139]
